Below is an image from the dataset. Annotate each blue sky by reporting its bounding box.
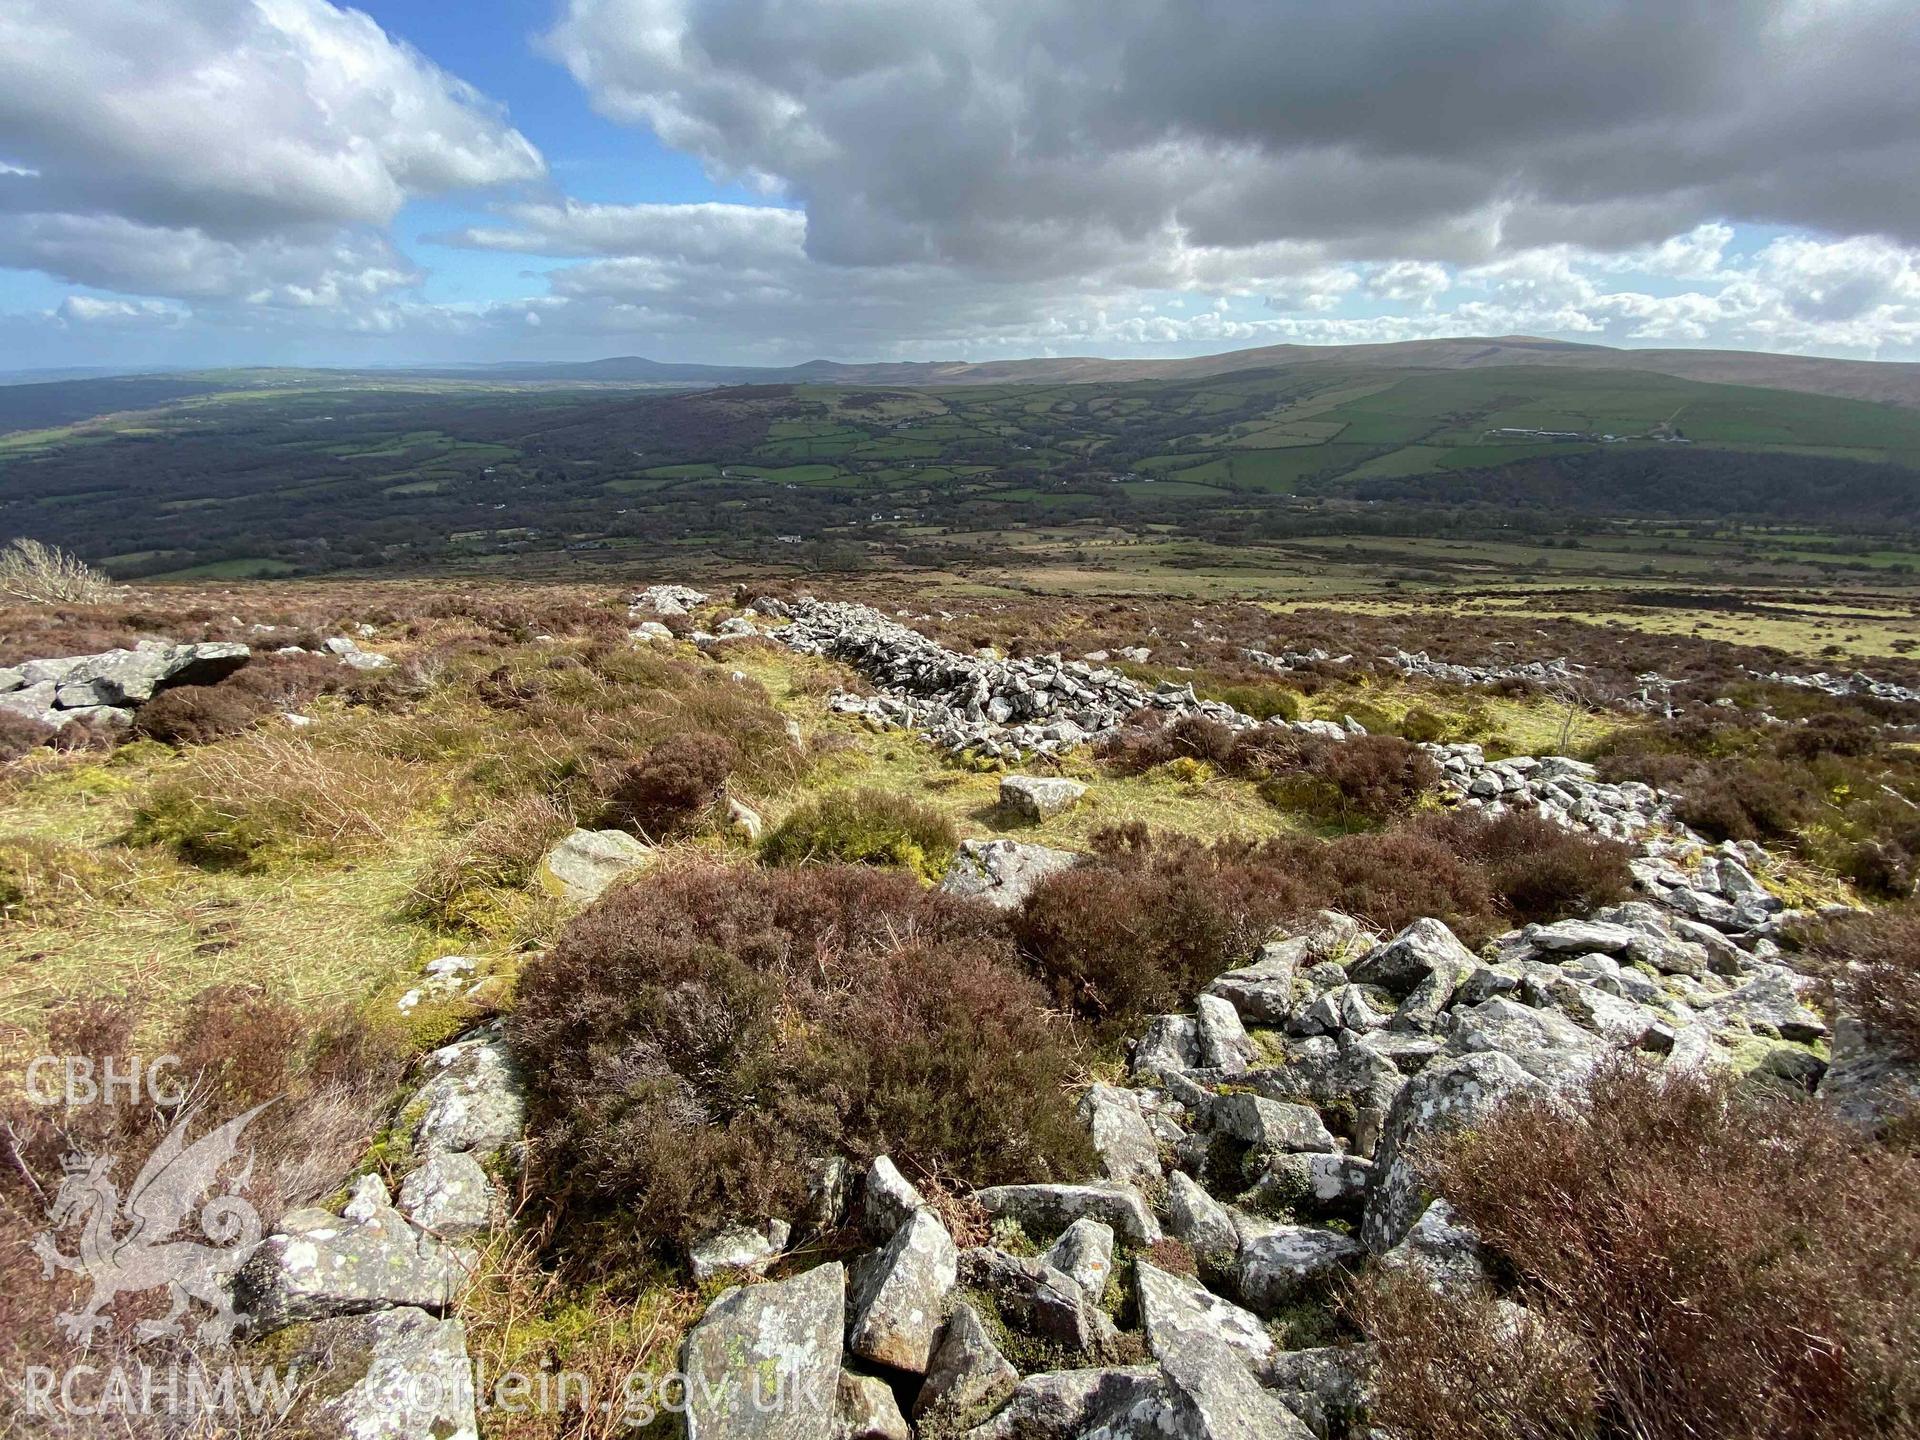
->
[2,0,1918,370]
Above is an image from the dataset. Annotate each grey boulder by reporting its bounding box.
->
[683,1262,845,1440]
[1000,774,1088,820]
[939,838,1079,910]
[848,1208,958,1373]
[537,828,652,903]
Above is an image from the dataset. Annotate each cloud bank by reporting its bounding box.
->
[4,0,1920,363]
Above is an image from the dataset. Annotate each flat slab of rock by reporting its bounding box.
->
[939,838,1079,910]
[55,640,250,707]
[397,1150,493,1239]
[406,1032,527,1162]
[1136,1260,1273,1367]
[1078,1084,1164,1189]
[239,1184,474,1331]
[537,828,652,904]
[683,1262,844,1440]
[1000,774,1088,820]
[970,1181,1160,1245]
[277,1305,477,1440]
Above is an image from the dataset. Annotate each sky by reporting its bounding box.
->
[2,0,1919,371]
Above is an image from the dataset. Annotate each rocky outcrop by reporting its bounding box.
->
[238,1177,475,1331]
[0,639,249,731]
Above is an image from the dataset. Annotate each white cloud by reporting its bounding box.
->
[0,0,541,307]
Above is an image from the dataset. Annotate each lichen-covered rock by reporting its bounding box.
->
[861,1155,925,1239]
[1233,1227,1363,1314]
[1247,1151,1371,1217]
[276,1304,477,1440]
[1195,994,1256,1073]
[1132,1014,1202,1080]
[536,828,652,904]
[690,1219,792,1283]
[959,1365,1168,1440]
[1204,1093,1335,1158]
[1157,1330,1317,1440]
[1444,996,1605,1086]
[970,1181,1161,1246]
[939,838,1079,910]
[1258,1346,1366,1440]
[1819,1016,1920,1135]
[1363,1050,1542,1253]
[1380,1199,1490,1296]
[1135,1260,1273,1367]
[682,1262,845,1440]
[1348,918,1477,998]
[832,1371,910,1440]
[55,640,250,707]
[848,1208,957,1373]
[999,774,1088,820]
[397,1150,493,1239]
[406,1031,527,1163]
[1164,1170,1240,1263]
[1078,1084,1164,1189]
[1204,939,1307,1024]
[1042,1216,1116,1303]
[916,1301,1020,1428]
[959,1248,1121,1359]
[238,1182,475,1331]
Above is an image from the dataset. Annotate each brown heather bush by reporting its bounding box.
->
[1014,812,1631,1025]
[0,708,54,761]
[1350,1270,1599,1440]
[602,730,738,839]
[1410,1062,1920,1440]
[130,681,264,744]
[1101,716,1438,827]
[1595,715,1920,897]
[506,864,1092,1263]
[133,651,354,745]
[1804,902,1920,1061]
[1254,732,1441,829]
[1419,808,1634,926]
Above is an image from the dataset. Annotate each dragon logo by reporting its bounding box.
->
[31,1100,275,1346]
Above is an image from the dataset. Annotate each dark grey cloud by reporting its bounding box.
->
[546,0,1920,274]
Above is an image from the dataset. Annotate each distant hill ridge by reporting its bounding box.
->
[428,335,1920,410]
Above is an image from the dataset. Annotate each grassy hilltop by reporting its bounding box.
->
[0,563,1916,1440]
